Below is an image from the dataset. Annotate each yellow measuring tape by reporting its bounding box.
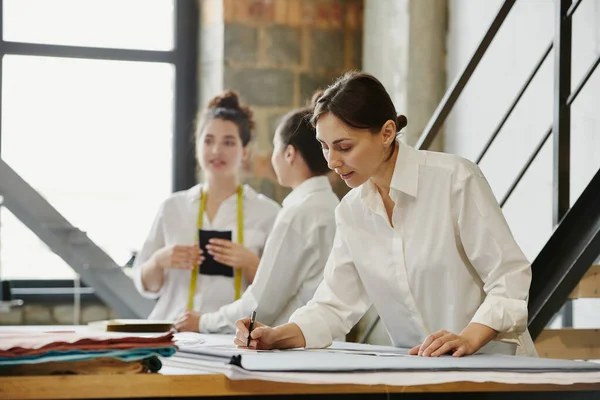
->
[187,185,244,310]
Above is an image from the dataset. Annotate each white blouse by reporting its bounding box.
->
[290,142,537,357]
[200,176,339,333]
[133,184,281,321]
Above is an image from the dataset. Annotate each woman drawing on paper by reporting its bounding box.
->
[234,72,537,357]
[133,91,280,322]
[174,102,340,333]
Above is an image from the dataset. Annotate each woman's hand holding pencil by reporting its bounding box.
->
[234,317,275,350]
[234,318,307,350]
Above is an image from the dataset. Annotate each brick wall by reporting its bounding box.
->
[221,0,364,202]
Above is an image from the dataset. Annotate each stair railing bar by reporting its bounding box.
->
[475,41,553,164]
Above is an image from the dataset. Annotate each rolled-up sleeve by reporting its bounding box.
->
[455,169,531,334]
[290,220,371,348]
[133,202,169,299]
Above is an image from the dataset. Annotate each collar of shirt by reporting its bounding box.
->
[360,141,423,211]
[185,183,260,204]
[282,176,333,208]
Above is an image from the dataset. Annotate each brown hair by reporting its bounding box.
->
[276,106,329,176]
[196,90,255,146]
[311,71,407,159]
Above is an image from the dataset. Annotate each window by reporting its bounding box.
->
[1,56,173,278]
[0,1,198,282]
[4,0,174,50]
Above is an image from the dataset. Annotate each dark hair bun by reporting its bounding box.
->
[207,90,255,131]
[396,115,408,132]
[208,90,241,110]
[310,89,325,106]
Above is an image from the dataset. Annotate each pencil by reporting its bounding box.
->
[247,310,256,347]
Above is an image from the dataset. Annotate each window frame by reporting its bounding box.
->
[10,279,100,304]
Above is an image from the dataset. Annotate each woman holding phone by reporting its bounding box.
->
[133,91,280,321]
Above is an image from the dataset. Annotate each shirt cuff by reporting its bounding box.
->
[289,308,332,349]
[470,295,528,334]
[199,312,219,333]
[133,266,168,300]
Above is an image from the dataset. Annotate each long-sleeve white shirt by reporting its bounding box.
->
[133,184,280,321]
[290,142,537,357]
[200,176,340,332]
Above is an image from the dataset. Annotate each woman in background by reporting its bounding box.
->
[175,104,340,333]
[133,91,280,321]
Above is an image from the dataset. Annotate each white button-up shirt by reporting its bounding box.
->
[290,142,537,357]
[200,176,340,332]
[133,184,280,321]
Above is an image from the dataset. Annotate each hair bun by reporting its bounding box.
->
[310,89,325,106]
[396,115,408,132]
[208,90,241,110]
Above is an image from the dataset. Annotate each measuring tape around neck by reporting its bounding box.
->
[187,185,244,310]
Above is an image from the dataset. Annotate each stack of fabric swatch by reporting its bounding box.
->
[0,330,176,375]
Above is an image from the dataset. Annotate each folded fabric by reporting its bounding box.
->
[2,340,175,358]
[0,347,176,366]
[0,331,175,358]
[0,355,163,375]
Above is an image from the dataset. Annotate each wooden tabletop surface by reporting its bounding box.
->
[1,373,599,399]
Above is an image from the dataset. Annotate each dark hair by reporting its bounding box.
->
[311,71,407,159]
[310,89,325,106]
[196,90,255,146]
[276,107,330,176]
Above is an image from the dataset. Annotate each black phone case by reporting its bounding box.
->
[199,229,234,277]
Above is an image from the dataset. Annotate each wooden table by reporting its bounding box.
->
[1,326,598,399]
[1,373,599,400]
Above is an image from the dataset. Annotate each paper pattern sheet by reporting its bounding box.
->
[175,334,600,373]
[161,356,600,386]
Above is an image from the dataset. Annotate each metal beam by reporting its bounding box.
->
[553,0,572,227]
[553,0,574,327]
[1,42,173,63]
[566,0,584,18]
[499,48,599,208]
[500,126,551,208]
[172,0,199,192]
[528,166,600,339]
[0,158,154,318]
[476,41,553,165]
[415,0,516,150]
[567,52,600,107]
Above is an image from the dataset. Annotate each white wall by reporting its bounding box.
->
[363,0,410,116]
[446,0,600,327]
[198,0,224,109]
[363,0,446,148]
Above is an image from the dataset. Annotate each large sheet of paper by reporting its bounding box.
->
[161,355,600,386]
[174,333,600,373]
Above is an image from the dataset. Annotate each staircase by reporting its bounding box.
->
[535,265,600,359]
